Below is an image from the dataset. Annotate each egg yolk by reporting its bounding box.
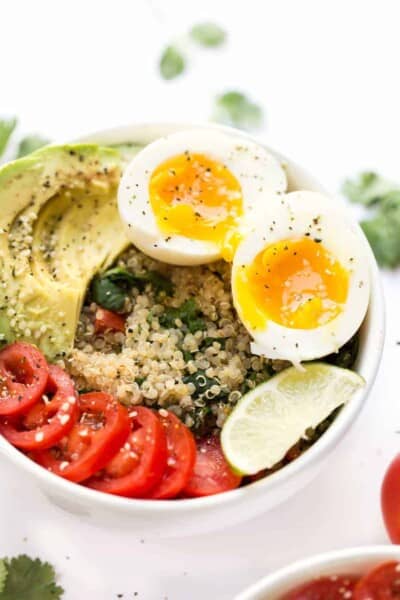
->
[149,152,243,259]
[235,237,349,330]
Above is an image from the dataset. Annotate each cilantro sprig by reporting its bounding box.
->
[0,118,50,161]
[159,21,226,81]
[0,555,64,600]
[0,118,17,158]
[342,171,400,267]
[212,91,263,131]
[17,135,50,158]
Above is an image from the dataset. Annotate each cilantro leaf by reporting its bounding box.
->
[360,191,400,267]
[17,135,50,158]
[342,171,400,267]
[0,117,17,158]
[213,91,263,131]
[0,555,64,600]
[159,46,185,80]
[0,561,7,594]
[342,171,398,206]
[190,22,226,47]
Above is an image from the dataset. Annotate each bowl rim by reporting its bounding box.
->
[234,545,400,599]
[0,121,385,514]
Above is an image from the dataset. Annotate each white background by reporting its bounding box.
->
[1,1,400,598]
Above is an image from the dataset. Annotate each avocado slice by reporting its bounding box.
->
[0,144,129,359]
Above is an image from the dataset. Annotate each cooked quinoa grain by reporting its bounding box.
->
[67,245,288,432]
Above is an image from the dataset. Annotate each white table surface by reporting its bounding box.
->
[1,1,400,598]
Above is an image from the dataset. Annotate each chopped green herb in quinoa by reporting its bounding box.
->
[68,244,288,432]
[67,245,360,435]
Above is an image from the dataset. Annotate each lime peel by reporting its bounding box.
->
[221,363,364,475]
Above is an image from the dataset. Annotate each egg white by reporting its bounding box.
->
[118,128,287,265]
[232,191,371,364]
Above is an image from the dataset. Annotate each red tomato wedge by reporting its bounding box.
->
[381,454,400,543]
[86,406,167,497]
[94,308,126,333]
[183,435,242,497]
[354,562,400,599]
[0,342,49,416]
[0,365,78,450]
[149,411,196,499]
[32,392,130,483]
[279,575,359,599]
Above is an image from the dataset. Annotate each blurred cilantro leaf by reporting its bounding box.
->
[342,171,398,206]
[213,91,263,131]
[342,171,400,267]
[17,135,50,158]
[190,22,226,47]
[0,555,64,600]
[360,191,400,267]
[0,118,17,158]
[0,561,7,594]
[159,46,185,80]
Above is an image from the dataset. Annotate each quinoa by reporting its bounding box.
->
[67,244,288,433]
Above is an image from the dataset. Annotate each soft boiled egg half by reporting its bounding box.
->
[118,128,287,265]
[232,191,371,364]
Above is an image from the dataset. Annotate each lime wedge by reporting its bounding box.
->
[221,363,364,475]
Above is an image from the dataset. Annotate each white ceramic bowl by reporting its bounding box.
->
[0,123,385,536]
[235,545,400,599]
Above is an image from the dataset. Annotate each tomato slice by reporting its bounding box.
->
[354,562,400,599]
[279,576,359,599]
[0,365,78,450]
[32,392,130,483]
[94,308,126,333]
[149,411,196,499]
[0,342,49,416]
[183,435,242,497]
[382,454,400,543]
[86,406,167,497]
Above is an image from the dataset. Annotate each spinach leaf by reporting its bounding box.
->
[91,276,126,311]
[99,267,134,285]
[133,271,174,295]
[17,135,50,158]
[104,267,173,295]
[0,117,17,158]
[92,267,173,311]
[160,46,185,80]
[160,298,206,333]
[213,91,263,131]
[190,22,226,47]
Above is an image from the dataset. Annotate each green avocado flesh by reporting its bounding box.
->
[0,144,129,359]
